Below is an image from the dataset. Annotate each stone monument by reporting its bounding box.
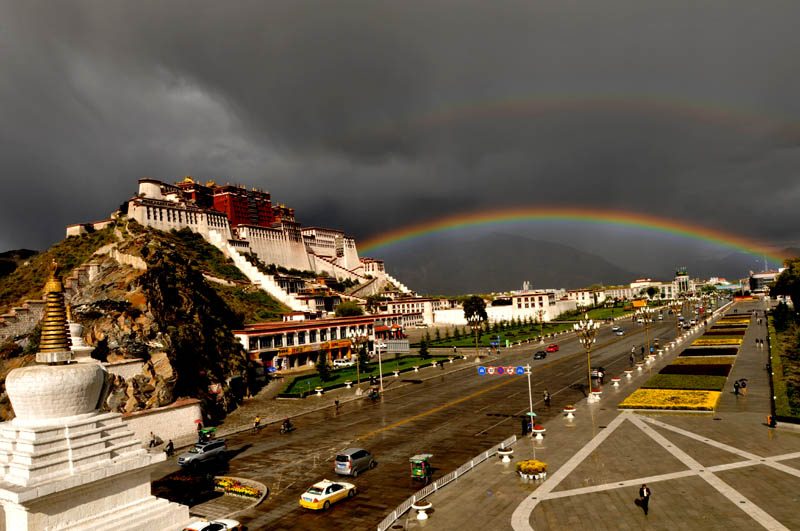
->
[0,262,189,530]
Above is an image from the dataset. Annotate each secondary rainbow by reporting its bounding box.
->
[359,207,784,264]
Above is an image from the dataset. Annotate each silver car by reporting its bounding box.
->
[177,439,227,467]
[334,448,375,477]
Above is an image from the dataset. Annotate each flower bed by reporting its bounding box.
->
[679,347,739,357]
[702,330,746,336]
[619,389,721,411]
[642,374,727,391]
[659,363,732,377]
[691,337,742,347]
[515,460,547,475]
[710,323,748,329]
[214,477,262,499]
[670,355,736,365]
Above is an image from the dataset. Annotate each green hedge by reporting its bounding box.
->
[278,355,452,397]
[642,374,728,391]
[768,317,798,422]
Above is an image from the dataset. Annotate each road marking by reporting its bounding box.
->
[356,376,522,441]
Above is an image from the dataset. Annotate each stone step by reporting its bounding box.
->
[68,495,189,531]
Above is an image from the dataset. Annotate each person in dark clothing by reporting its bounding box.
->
[543,389,551,407]
[733,381,740,396]
[165,440,174,456]
[521,416,528,436]
[639,484,651,515]
[640,346,645,356]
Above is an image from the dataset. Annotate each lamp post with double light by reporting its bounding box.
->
[573,314,600,397]
[347,329,368,393]
[636,306,655,356]
[376,341,386,393]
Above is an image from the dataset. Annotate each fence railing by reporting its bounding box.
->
[376,434,517,531]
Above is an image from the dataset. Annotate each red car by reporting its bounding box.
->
[546,344,559,353]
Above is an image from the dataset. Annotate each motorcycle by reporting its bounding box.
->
[280,423,295,434]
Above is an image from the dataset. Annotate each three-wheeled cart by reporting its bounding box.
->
[409,454,434,485]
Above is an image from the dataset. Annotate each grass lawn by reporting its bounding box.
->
[642,374,728,391]
[422,322,574,348]
[768,315,800,421]
[280,355,452,396]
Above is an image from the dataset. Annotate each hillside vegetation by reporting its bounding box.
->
[0,226,116,312]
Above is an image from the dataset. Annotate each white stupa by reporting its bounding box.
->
[0,262,189,530]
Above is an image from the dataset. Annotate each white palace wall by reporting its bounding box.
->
[239,226,313,271]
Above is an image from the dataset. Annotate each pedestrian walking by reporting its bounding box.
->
[148,432,157,448]
[761,338,765,348]
[521,416,528,436]
[334,399,340,410]
[733,381,740,396]
[629,353,635,367]
[740,380,747,397]
[164,439,174,457]
[543,389,551,407]
[639,484,651,515]
[640,346,645,356]
[253,415,261,432]
[599,370,605,384]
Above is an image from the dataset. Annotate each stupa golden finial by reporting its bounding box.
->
[38,260,72,357]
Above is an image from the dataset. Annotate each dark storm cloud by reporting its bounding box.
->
[2,1,800,255]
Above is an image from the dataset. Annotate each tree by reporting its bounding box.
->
[419,340,430,359]
[646,286,659,299]
[444,328,451,341]
[453,326,461,340]
[365,295,384,314]
[435,328,441,341]
[463,295,488,324]
[772,258,800,309]
[335,301,364,317]
[425,331,432,343]
[316,353,331,382]
[357,343,370,368]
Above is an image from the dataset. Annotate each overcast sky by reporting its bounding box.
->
[2,1,799,268]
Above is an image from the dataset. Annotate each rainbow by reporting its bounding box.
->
[359,207,785,264]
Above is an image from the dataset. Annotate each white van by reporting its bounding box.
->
[333,358,356,369]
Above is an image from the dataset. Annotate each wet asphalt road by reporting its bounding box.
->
[155,310,700,530]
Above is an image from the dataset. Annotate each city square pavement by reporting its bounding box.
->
[407,302,800,531]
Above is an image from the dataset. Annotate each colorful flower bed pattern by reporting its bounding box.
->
[659,363,732,376]
[619,389,721,410]
[214,477,262,499]
[691,337,743,347]
[680,347,739,357]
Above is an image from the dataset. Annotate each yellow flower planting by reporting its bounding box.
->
[671,356,736,365]
[692,338,742,346]
[515,460,547,474]
[619,389,721,410]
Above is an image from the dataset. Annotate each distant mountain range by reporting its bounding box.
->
[380,233,638,295]
[379,233,793,295]
[0,249,38,279]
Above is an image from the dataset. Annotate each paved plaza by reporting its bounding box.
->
[408,302,800,531]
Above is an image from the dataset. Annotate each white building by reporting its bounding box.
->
[566,289,606,308]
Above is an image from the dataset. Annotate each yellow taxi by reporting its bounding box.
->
[299,479,356,510]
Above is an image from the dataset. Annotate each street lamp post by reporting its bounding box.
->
[376,342,386,393]
[636,307,655,356]
[467,315,482,361]
[669,299,683,339]
[574,314,600,397]
[348,329,367,392]
[536,309,546,343]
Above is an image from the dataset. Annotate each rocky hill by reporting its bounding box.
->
[0,217,289,422]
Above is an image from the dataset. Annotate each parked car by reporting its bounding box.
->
[177,439,227,467]
[183,520,241,531]
[335,448,375,477]
[299,479,356,510]
[534,351,547,360]
[545,344,559,353]
[590,366,606,378]
[333,358,355,369]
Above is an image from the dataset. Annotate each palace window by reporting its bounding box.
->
[273,335,282,347]
[298,331,306,345]
[330,328,337,340]
[286,333,295,346]
[309,330,317,343]
[320,329,327,341]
